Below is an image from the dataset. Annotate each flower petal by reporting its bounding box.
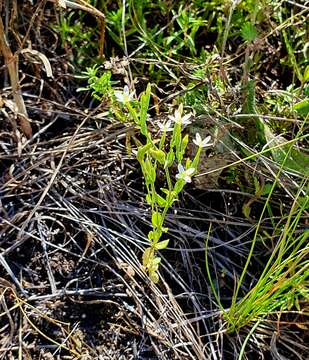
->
[158,122,165,131]
[174,110,181,121]
[184,176,192,183]
[165,120,172,129]
[123,85,129,95]
[114,91,124,102]
[158,120,173,132]
[186,167,195,176]
[177,164,185,173]
[182,113,192,123]
[202,135,211,147]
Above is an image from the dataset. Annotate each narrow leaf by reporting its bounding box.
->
[155,239,169,250]
[149,149,166,165]
[140,83,151,128]
[142,247,154,267]
[152,212,162,227]
[293,99,309,117]
[149,271,159,283]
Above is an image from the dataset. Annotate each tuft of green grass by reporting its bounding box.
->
[241,22,257,43]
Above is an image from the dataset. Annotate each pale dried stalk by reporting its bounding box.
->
[0,16,32,138]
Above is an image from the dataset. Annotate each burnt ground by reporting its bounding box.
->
[0,1,308,359]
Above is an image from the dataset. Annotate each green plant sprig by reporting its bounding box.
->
[114,83,211,282]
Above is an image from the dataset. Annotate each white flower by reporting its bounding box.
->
[193,133,212,148]
[158,120,173,132]
[168,105,192,127]
[176,164,195,183]
[114,85,134,103]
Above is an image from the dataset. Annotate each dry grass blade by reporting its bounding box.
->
[0,16,31,138]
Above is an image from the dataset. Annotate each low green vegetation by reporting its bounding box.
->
[54,0,308,356]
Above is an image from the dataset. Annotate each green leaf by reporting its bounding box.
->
[298,196,309,210]
[304,66,309,82]
[149,167,156,184]
[152,231,162,243]
[156,193,167,207]
[149,256,160,273]
[146,193,152,205]
[149,149,166,165]
[175,127,182,160]
[152,211,162,228]
[149,270,159,283]
[139,83,151,131]
[165,150,175,168]
[154,239,169,250]
[180,134,189,155]
[160,188,169,196]
[191,147,201,169]
[174,179,185,194]
[152,257,161,266]
[144,159,156,184]
[242,202,251,220]
[253,176,260,193]
[241,22,257,43]
[263,122,309,176]
[140,121,148,137]
[137,143,153,162]
[142,247,154,267]
[293,99,309,117]
[261,183,273,196]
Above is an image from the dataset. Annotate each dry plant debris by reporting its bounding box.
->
[0,1,308,359]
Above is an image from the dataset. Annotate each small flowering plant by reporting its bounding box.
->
[114,85,135,103]
[193,133,212,148]
[111,85,140,124]
[176,164,195,183]
[114,83,211,283]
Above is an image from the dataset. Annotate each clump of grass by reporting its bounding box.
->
[205,116,309,333]
[225,185,308,332]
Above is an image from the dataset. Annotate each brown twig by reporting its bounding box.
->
[0,16,32,138]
